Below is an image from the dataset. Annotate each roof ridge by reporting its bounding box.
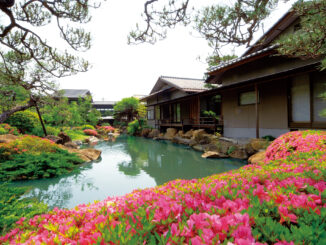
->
[160,75,204,81]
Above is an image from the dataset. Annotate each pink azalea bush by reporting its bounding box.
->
[83,129,99,137]
[1,130,326,244]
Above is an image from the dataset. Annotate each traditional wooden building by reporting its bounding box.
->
[204,11,326,138]
[59,89,92,103]
[141,76,223,131]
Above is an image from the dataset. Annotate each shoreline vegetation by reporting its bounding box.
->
[1,130,325,244]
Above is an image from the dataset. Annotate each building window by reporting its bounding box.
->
[155,106,160,120]
[173,103,181,122]
[290,72,326,127]
[239,91,258,105]
[147,110,154,120]
[291,74,310,122]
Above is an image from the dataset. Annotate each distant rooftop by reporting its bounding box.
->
[92,101,116,105]
[60,89,91,99]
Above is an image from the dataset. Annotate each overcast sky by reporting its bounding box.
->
[57,0,295,102]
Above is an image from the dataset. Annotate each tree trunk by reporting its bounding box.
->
[35,102,47,136]
[0,99,35,123]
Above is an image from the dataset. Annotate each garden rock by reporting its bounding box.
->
[250,138,269,151]
[58,132,71,144]
[192,144,204,152]
[65,148,102,162]
[0,134,19,144]
[148,129,160,138]
[73,140,83,146]
[248,150,266,164]
[85,136,99,144]
[191,129,206,143]
[141,128,151,138]
[64,142,79,149]
[172,136,191,145]
[183,129,194,139]
[164,128,177,140]
[229,147,248,160]
[45,135,63,144]
[244,143,256,156]
[217,139,234,155]
[202,151,224,158]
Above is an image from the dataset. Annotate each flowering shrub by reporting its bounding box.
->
[265,130,326,161]
[0,135,60,162]
[83,129,99,137]
[1,131,326,244]
[96,125,115,135]
[0,124,19,135]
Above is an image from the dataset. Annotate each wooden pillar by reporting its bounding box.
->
[255,83,259,138]
[197,95,200,125]
[169,104,172,124]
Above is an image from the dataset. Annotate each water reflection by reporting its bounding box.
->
[117,136,245,185]
[11,136,245,209]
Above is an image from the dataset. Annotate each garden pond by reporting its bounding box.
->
[11,136,246,209]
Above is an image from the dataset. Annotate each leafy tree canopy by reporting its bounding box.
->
[129,0,326,70]
[0,0,100,122]
[114,97,145,122]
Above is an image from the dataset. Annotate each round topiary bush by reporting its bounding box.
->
[5,111,38,133]
[265,130,326,162]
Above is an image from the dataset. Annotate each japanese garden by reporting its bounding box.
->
[0,0,326,244]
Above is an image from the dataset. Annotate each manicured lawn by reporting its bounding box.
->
[1,130,326,244]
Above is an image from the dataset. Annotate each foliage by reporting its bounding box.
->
[0,124,19,135]
[202,110,219,120]
[0,183,48,235]
[30,125,60,137]
[262,135,276,141]
[114,97,143,122]
[96,126,115,136]
[128,1,326,71]
[2,130,326,244]
[82,125,95,130]
[83,129,99,137]
[42,96,101,127]
[127,119,146,135]
[0,149,84,181]
[277,0,326,70]
[0,0,100,123]
[0,135,59,162]
[64,129,90,141]
[4,111,38,133]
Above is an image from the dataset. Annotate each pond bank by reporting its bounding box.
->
[139,127,269,161]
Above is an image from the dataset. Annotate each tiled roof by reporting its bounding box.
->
[92,101,116,105]
[60,89,91,98]
[208,45,278,73]
[160,76,207,91]
[150,76,207,94]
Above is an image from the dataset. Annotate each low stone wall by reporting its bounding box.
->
[140,128,269,160]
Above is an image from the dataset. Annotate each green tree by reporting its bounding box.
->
[129,0,326,70]
[41,96,100,127]
[0,0,99,123]
[114,97,143,122]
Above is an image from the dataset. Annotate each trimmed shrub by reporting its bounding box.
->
[0,183,48,235]
[0,124,19,135]
[0,149,84,181]
[5,111,38,133]
[30,125,60,137]
[82,125,95,130]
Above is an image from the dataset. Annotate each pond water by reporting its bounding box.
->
[12,136,246,209]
